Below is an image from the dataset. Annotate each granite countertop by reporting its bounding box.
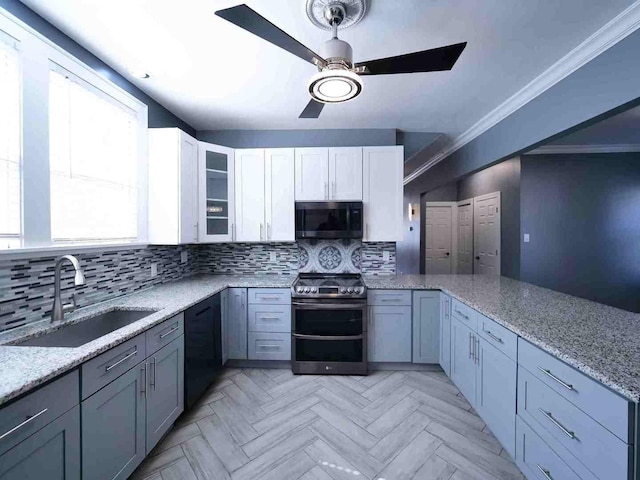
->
[364,274,640,402]
[0,274,294,406]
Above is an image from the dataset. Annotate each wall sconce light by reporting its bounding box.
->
[408,203,414,221]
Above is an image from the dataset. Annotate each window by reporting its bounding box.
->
[0,34,21,249]
[49,67,138,243]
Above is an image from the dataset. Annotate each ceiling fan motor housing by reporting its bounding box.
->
[320,37,353,68]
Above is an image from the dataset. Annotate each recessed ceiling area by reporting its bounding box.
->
[20,0,635,135]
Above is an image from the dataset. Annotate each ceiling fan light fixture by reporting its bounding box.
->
[308,68,362,104]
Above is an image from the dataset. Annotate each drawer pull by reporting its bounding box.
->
[537,367,574,391]
[483,329,503,343]
[258,344,281,350]
[259,296,281,300]
[455,309,469,319]
[159,326,180,339]
[105,349,137,372]
[260,316,282,321]
[380,298,400,302]
[538,408,576,439]
[535,464,554,480]
[0,408,48,440]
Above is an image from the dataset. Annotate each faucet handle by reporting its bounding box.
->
[63,294,78,314]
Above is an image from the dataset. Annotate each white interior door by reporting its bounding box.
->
[473,192,501,275]
[457,201,473,274]
[328,147,363,200]
[294,148,329,200]
[235,149,265,242]
[425,205,453,274]
[265,148,294,241]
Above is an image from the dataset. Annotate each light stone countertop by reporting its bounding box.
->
[364,274,640,402]
[0,274,294,406]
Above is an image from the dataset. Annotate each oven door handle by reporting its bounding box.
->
[292,302,366,310]
[292,333,364,341]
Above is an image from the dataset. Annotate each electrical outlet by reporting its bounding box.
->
[524,233,530,243]
[383,251,390,261]
[269,252,276,262]
[181,251,188,264]
[150,263,158,278]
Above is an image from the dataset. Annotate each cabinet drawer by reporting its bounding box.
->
[0,370,79,456]
[81,335,146,399]
[451,299,477,330]
[146,313,184,356]
[518,339,631,442]
[367,290,412,306]
[518,367,630,480]
[476,314,517,361]
[248,304,291,333]
[248,289,291,305]
[248,332,291,360]
[516,416,596,480]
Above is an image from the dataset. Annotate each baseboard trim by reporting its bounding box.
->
[224,360,443,373]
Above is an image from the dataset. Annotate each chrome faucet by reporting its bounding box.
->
[51,255,86,322]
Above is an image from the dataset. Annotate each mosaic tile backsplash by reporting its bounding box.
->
[0,246,196,332]
[0,241,395,332]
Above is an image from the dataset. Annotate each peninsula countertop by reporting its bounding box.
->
[364,274,640,402]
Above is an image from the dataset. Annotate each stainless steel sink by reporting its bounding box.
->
[15,309,157,348]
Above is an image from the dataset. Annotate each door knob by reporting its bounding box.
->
[445,252,450,256]
[475,256,480,260]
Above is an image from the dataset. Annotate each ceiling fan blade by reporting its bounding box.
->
[355,42,467,75]
[216,4,326,67]
[299,99,325,119]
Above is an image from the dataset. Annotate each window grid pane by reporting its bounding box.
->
[0,37,21,246]
[49,69,138,243]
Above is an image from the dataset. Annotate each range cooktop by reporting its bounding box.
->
[292,273,366,299]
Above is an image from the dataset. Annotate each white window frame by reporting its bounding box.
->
[0,8,148,252]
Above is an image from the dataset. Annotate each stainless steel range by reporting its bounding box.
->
[291,274,367,375]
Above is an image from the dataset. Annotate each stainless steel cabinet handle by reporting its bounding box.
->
[0,408,48,441]
[151,357,157,390]
[324,182,328,199]
[259,296,280,300]
[537,367,574,391]
[535,464,553,480]
[331,181,336,199]
[260,316,281,321]
[267,223,271,240]
[469,333,473,359]
[105,349,137,372]
[260,223,264,240]
[538,408,576,439]
[259,344,280,350]
[141,364,147,397]
[455,309,469,320]
[483,329,503,343]
[231,223,235,241]
[475,337,480,364]
[159,326,180,339]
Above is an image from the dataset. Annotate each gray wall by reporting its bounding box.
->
[520,153,640,312]
[0,0,196,135]
[197,129,397,148]
[400,28,640,274]
[457,157,521,280]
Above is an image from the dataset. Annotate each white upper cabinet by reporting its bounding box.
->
[265,148,295,241]
[295,148,330,201]
[328,147,363,200]
[235,149,266,242]
[198,141,235,243]
[148,128,198,244]
[235,148,295,242]
[363,146,404,241]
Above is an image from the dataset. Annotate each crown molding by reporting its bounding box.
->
[526,144,640,154]
[404,1,640,185]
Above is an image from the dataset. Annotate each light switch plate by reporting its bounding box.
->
[150,263,158,278]
[383,251,390,261]
[181,251,188,264]
[270,252,276,262]
[524,234,530,243]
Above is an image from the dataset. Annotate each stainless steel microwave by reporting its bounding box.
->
[295,201,363,239]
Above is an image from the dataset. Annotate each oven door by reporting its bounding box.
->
[292,301,367,375]
[295,202,363,239]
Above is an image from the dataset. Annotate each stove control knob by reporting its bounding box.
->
[311,287,317,293]
[340,288,347,294]
[296,287,303,294]
[304,287,310,293]
[355,287,362,294]
[347,287,354,294]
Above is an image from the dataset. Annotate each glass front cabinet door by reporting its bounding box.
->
[198,142,235,242]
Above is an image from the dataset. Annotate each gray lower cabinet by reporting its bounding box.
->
[368,305,412,362]
[475,336,516,457]
[412,291,440,363]
[82,362,146,480]
[221,288,229,365]
[146,336,185,453]
[0,405,80,480]
[227,288,248,360]
[450,316,476,404]
[439,293,451,375]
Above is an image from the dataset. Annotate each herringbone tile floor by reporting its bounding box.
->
[131,368,525,480]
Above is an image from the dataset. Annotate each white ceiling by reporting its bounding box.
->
[20,0,635,134]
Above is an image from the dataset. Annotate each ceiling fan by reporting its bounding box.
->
[215,1,467,119]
